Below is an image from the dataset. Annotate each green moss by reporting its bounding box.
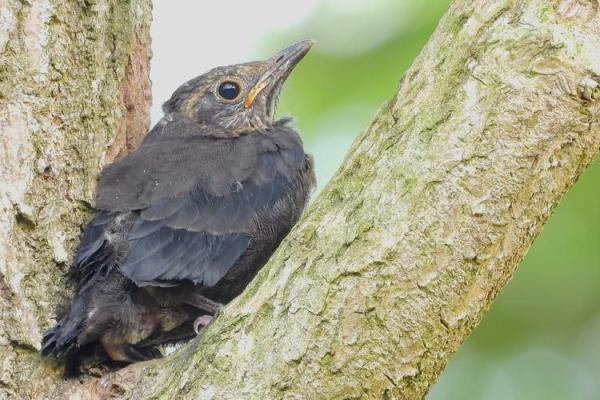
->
[0,62,14,99]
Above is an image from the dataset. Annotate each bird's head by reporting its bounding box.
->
[161,40,314,136]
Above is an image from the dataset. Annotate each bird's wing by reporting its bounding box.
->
[74,210,118,284]
[119,169,291,286]
[95,122,305,211]
[82,128,305,287]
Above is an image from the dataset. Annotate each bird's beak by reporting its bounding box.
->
[244,40,314,109]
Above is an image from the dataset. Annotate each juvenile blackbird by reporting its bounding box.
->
[42,41,316,365]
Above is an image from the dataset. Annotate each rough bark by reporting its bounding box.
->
[0,0,152,399]
[2,0,600,399]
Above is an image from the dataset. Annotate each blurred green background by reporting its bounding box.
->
[152,1,600,398]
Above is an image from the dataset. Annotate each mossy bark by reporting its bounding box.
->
[0,0,152,398]
[2,0,600,399]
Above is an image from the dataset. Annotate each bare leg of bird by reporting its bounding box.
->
[183,293,223,314]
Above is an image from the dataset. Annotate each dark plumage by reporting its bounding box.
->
[42,41,316,366]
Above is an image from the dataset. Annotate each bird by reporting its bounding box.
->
[41,40,316,367]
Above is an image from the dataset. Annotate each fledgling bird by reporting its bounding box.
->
[42,41,316,366]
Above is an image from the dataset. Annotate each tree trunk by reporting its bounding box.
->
[2,0,600,399]
[0,0,152,398]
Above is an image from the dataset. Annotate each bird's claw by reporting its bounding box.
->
[193,315,213,335]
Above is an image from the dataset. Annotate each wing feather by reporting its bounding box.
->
[76,124,306,288]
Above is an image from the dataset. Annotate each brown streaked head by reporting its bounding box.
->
[161,40,314,136]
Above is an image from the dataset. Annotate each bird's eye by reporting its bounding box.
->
[218,81,241,101]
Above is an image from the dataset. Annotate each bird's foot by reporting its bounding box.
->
[193,315,213,335]
[101,336,162,363]
[138,346,163,360]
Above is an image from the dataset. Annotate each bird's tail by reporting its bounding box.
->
[41,285,93,360]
